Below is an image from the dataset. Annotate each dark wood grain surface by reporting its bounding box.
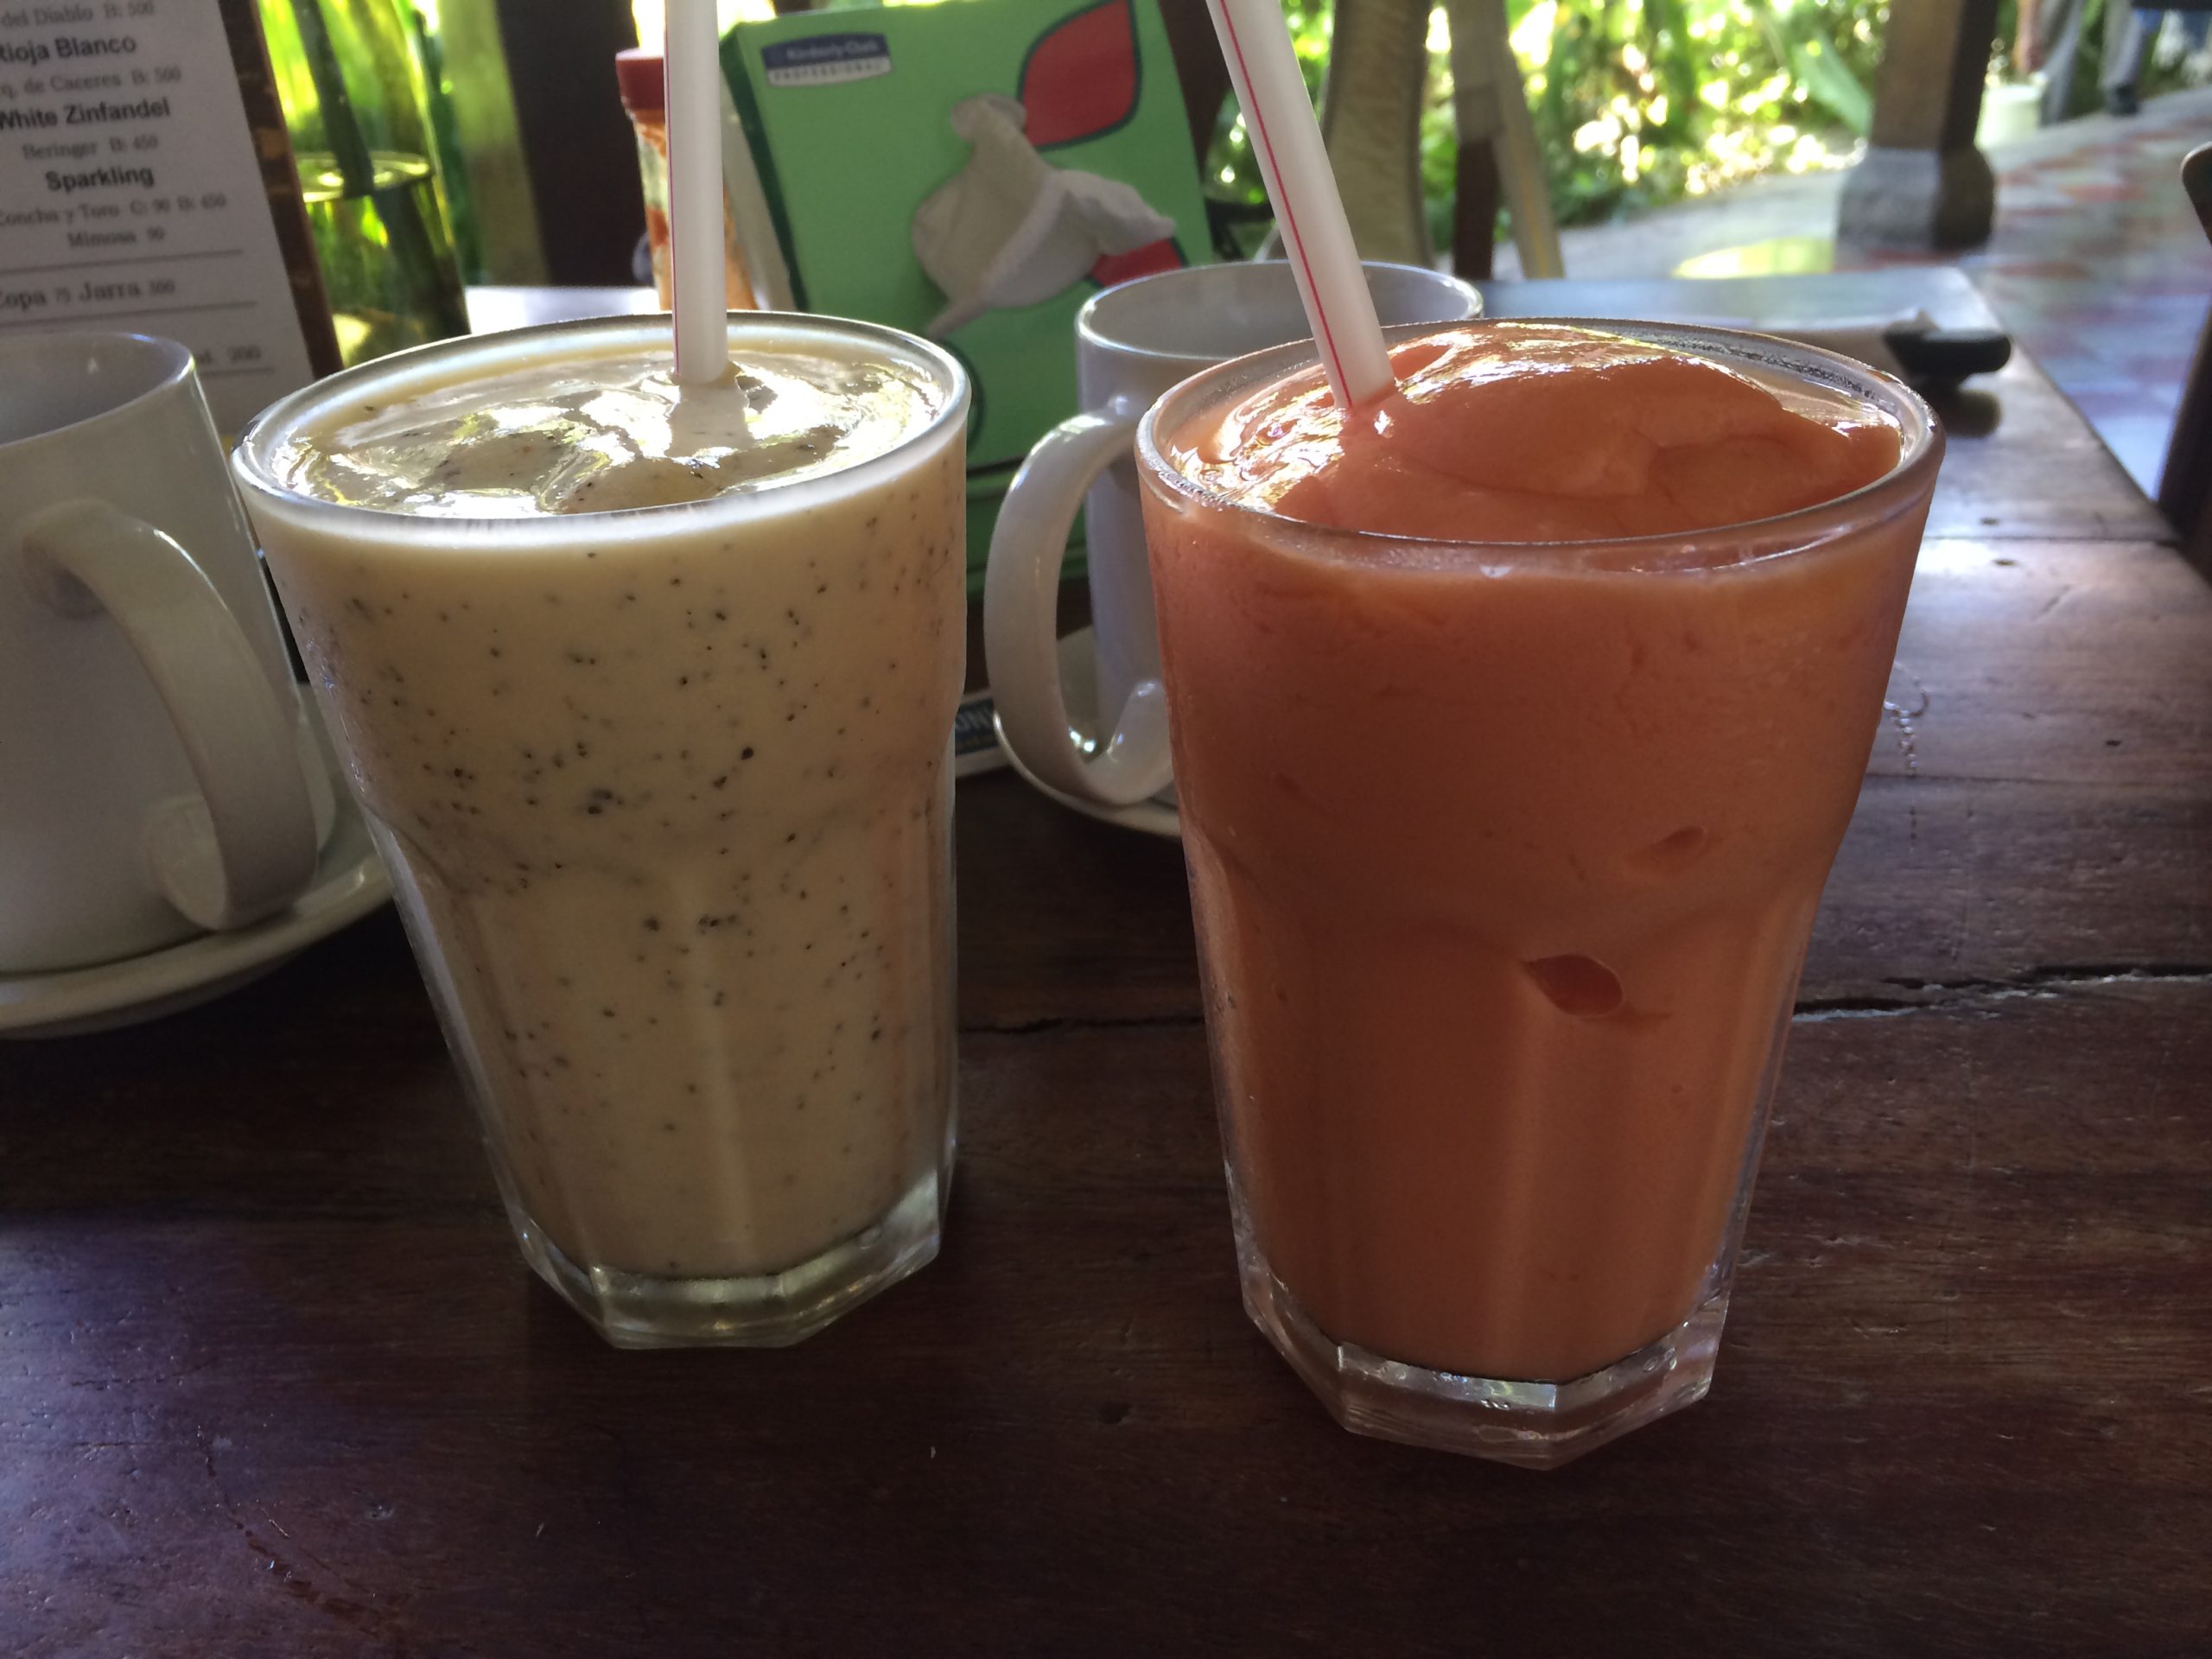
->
[4,277,2209,1657]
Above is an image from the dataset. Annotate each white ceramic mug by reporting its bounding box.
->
[983,260,1479,808]
[0,332,330,974]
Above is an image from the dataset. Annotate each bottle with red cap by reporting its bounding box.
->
[618,46,755,311]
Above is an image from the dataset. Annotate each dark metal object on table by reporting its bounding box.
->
[2,273,2207,1656]
[1883,319,2012,388]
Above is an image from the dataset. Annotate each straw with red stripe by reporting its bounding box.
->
[666,0,731,385]
[1204,0,1394,407]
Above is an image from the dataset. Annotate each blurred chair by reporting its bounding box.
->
[1159,0,1560,279]
[2164,140,2212,574]
[1438,0,1560,277]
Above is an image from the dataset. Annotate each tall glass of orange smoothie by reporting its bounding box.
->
[1135,321,1942,1466]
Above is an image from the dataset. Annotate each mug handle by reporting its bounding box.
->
[982,393,1173,808]
[16,499,321,932]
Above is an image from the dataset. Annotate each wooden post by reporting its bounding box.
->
[1837,0,2001,251]
[493,0,647,285]
[1319,0,1436,267]
[1155,0,1233,167]
[1446,0,1560,277]
[1452,138,1500,280]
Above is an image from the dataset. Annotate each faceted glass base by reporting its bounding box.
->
[506,1169,944,1351]
[1236,1225,1730,1470]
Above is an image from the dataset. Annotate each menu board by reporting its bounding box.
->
[0,0,338,429]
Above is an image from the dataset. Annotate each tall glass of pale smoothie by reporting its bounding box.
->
[1135,321,1941,1465]
[232,315,968,1348]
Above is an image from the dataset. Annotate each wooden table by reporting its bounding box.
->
[4,275,2207,1656]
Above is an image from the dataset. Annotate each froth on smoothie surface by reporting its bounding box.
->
[274,345,944,518]
[1177,322,1904,543]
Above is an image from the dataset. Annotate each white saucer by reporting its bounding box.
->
[0,693,392,1039]
[993,626,1181,840]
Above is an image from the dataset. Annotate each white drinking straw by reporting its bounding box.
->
[665,0,731,385]
[1205,0,1393,407]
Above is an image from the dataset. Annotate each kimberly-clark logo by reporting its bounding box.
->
[761,34,892,87]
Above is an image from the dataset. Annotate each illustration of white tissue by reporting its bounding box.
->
[912,93,1175,338]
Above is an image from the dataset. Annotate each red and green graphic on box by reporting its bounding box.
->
[724,0,1211,484]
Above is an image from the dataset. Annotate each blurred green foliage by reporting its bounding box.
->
[1207,0,1891,247]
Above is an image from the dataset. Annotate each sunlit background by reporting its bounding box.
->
[627,0,2203,257]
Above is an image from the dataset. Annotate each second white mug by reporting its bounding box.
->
[0,331,333,975]
[983,260,1479,810]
